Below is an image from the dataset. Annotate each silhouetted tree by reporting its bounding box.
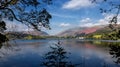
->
[91,0,120,30]
[0,33,8,44]
[41,41,80,67]
[0,21,8,45]
[0,0,52,44]
[0,21,6,31]
[91,0,120,40]
[0,0,52,31]
[109,43,120,64]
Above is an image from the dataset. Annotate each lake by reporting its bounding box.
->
[0,39,120,67]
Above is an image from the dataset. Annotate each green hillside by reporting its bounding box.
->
[86,25,120,40]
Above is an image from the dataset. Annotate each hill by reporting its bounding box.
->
[57,27,86,37]
[86,25,120,40]
[57,25,105,37]
[5,30,49,39]
[22,30,49,36]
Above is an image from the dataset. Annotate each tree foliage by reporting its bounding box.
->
[91,0,120,30]
[0,0,52,44]
[0,0,52,31]
[109,43,120,64]
[0,21,8,45]
[41,41,80,67]
[0,21,6,32]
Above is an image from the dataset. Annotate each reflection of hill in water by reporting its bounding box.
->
[60,40,120,65]
[0,40,120,67]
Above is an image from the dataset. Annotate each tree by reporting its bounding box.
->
[0,0,52,44]
[41,41,80,67]
[109,42,120,64]
[0,33,8,45]
[0,21,6,31]
[0,21,8,45]
[91,0,120,40]
[91,0,120,30]
[0,0,52,31]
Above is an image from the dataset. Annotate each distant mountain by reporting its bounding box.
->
[89,24,120,35]
[5,30,49,39]
[6,30,49,36]
[57,25,106,37]
[22,30,49,36]
[79,26,102,34]
[57,27,87,36]
[92,26,112,34]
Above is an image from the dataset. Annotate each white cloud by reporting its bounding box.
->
[3,20,32,31]
[62,0,94,9]
[79,23,94,27]
[52,13,75,19]
[100,14,120,24]
[79,14,120,27]
[79,18,94,27]
[59,23,71,27]
[80,18,91,23]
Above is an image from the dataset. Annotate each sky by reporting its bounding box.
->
[5,0,120,35]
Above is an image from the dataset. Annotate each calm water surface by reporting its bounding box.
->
[0,39,120,67]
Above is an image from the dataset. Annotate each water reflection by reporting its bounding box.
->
[41,41,80,67]
[0,43,3,49]
[0,40,20,58]
[0,39,120,67]
[109,42,120,64]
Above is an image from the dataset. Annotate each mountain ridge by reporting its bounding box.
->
[57,25,107,37]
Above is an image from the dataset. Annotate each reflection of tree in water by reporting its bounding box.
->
[0,41,20,58]
[41,41,80,67]
[109,42,120,64]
